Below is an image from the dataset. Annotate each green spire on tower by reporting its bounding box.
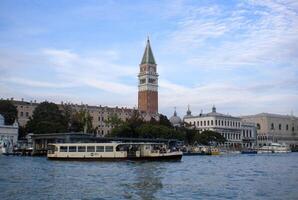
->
[141,37,156,65]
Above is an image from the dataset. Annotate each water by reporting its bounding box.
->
[0,153,298,200]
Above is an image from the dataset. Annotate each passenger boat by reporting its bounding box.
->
[47,142,182,161]
[257,143,291,153]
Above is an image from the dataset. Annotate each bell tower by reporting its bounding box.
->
[138,38,158,114]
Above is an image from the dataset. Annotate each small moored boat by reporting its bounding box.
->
[257,143,291,153]
[241,149,258,154]
[47,142,182,161]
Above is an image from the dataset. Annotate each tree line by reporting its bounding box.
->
[0,100,93,137]
[0,99,226,145]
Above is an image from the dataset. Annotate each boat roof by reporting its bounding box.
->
[48,142,166,146]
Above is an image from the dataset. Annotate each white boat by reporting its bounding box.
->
[258,143,291,153]
[47,142,182,161]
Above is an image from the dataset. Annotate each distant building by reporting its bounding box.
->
[184,106,242,148]
[12,99,158,137]
[241,113,298,148]
[169,108,182,127]
[0,114,19,150]
[138,38,158,114]
[241,122,257,148]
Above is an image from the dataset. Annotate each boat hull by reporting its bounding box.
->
[241,150,258,154]
[48,154,182,161]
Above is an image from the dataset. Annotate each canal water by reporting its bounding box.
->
[0,153,298,200]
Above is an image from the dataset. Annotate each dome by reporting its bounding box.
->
[170,109,182,127]
[0,114,4,125]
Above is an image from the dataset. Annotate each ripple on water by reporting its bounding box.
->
[1,154,298,200]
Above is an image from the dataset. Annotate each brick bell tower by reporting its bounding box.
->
[138,38,158,114]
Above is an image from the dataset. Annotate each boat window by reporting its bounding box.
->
[78,146,86,152]
[96,146,104,152]
[105,146,113,152]
[69,146,77,152]
[48,145,56,154]
[87,146,95,152]
[60,146,68,152]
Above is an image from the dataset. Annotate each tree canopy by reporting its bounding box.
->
[26,102,68,134]
[0,100,17,125]
[106,112,226,146]
[195,130,226,145]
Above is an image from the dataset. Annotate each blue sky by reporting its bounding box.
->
[0,0,298,118]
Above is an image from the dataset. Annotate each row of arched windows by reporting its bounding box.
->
[191,119,241,128]
[270,123,295,131]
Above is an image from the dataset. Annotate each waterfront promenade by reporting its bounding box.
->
[0,153,297,199]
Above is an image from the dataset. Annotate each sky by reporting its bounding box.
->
[0,0,298,118]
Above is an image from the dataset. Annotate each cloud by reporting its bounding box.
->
[163,0,298,69]
[42,48,136,94]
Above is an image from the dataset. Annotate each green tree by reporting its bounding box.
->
[159,114,173,127]
[72,109,93,133]
[195,130,226,145]
[0,100,17,125]
[26,102,68,134]
[105,113,123,129]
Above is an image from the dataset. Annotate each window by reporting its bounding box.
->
[78,146,86,152]
[105,146,113,152]
[200,121,203,126]
[222,121,224,126]
[292,127,295,132]
[204,121,206,126]
[87,146,95,152]
[207,121,210,126]
[96,146,104,152]
[148,78,156,84]
[20,112,23,117]
[197,121,199,126]
[211,120,213,126]
[140,79,146,84]
[69,146,77,152]
[215,120,217,126]
[26,112,29,117]
[279,124,281,130]
[60,146,68,152]
[257,123,261,130]
[225,121,226,126]
[286,124,289,130]
[271,123,274,130]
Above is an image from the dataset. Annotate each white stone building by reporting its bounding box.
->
[183,106,242,148]
[0,114,19,150]
[241,113,298,148]
[241,122,257,148]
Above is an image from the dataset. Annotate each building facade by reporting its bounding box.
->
[11,98,158,137]
[0,114,19,151]
[241,113,298,148]
[138,38,158,114]
[241,122,257,148]
[183,106,243,148]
